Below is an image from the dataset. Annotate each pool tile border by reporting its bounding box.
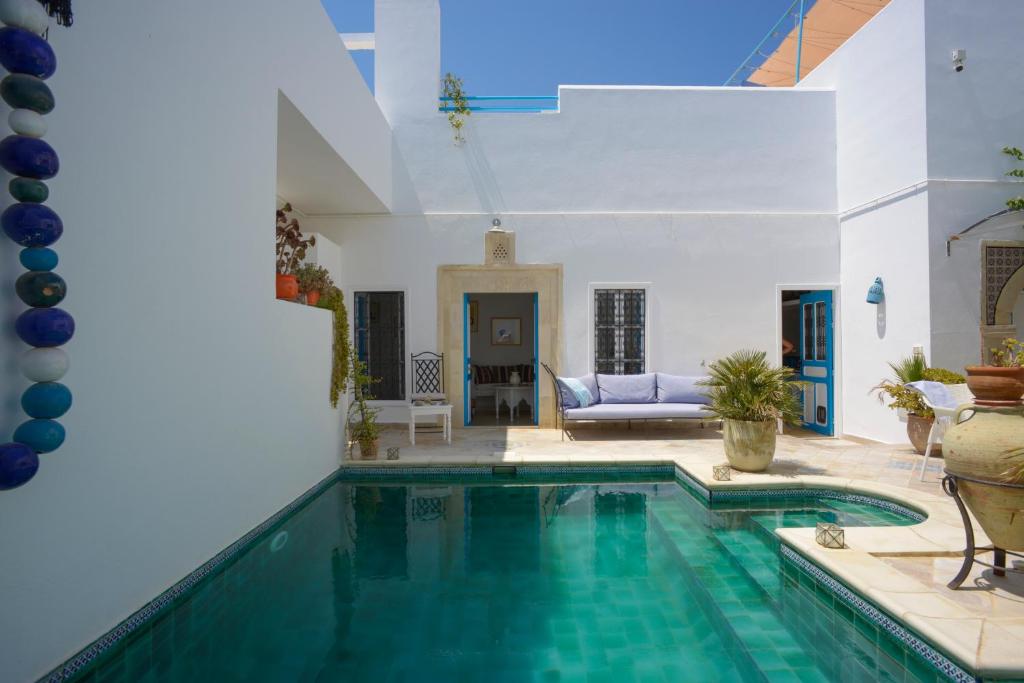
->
[38,469,343,683]
[780,545,976,683]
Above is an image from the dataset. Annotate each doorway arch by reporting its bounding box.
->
[981,240,1024,361]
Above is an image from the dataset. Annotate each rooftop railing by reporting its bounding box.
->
[439,95,559,113]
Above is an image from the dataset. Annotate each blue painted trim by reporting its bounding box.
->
[781,546,976,683]
[799,290,834,436]
[463,293,470,426]
[533,293,539,426]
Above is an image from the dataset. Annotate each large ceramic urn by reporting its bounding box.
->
[943,405,1024,551]
[722,419,776,472]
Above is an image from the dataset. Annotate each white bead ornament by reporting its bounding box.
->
[20,347,70,382]
[9,108,46,137]
[0,0,49,35]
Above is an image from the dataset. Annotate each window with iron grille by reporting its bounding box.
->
[354,292,405,400]
[593,288,646,374]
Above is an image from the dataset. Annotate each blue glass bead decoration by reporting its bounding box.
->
[2,201,62,246]
[0,442,39,489]
[15,307,74,347]
[21,382,72,419]
[19,246,57,270]
[13,418,65,453]
[0,134,57,178]
[0,26,56,79]
[15,269,66,307]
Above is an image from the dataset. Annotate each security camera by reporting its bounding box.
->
[952,48,966,72]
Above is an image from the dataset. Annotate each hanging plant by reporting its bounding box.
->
[1002,146,1024,211]
[317,286,350,408]
[442,72,470,144]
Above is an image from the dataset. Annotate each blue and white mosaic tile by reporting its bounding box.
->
[780,545,977,683]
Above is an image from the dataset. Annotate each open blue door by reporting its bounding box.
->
[463,293,471,426]
[533,293,539,426]
[798,291,833,435]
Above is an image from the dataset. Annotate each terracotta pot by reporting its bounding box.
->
[943,404,1024,551]
[358,438,380,460]
[722,419,776,472]
[906,413,939,456]
[305,290,321,307]
[276,274,298,300]
[964,366,1024,406]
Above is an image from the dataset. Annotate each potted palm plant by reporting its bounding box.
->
[275,203,315,300]
[874,355,966,454]
[294,263,333,307]
[698,350,804,472]
[966,337,1024,406]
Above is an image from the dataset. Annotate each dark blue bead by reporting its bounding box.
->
[13,419,65,453]
[15,307,74,347]
[2,202,62,246]
[16,270,66,307]
[0,135,58,179]
[0,442,39,489]
[19,246,58,270]
[21,382,72,419]
[0,27,56,79]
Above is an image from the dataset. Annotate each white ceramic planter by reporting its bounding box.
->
[722,418,777,472]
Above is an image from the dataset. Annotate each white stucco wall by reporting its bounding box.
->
[0,1,392,680]
[310,212,840,424]
[922,0,1024,371]
[796,0,932,442]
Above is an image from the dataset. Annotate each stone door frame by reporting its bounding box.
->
[437,264,563,428]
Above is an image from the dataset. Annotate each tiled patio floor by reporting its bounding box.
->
[344,422,1024,677]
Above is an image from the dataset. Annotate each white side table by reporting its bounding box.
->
[409,403,452,445]
[493,384,534,423]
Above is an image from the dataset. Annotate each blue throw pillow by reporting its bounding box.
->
[558,377,594,408]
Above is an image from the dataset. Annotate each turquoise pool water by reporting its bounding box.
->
[69,478,950,683]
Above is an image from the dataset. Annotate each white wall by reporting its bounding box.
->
[796,0,932,442]
[0,1,392,680]
[310,212,839,423]
[385,86,837,214]
[922,0,1024,371]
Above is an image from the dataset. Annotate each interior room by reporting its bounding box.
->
[467,292,536,426]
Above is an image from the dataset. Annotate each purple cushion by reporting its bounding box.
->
[596,373,657,404]
[656,374,710,404]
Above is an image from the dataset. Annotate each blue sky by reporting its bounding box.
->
[321,0,800,93]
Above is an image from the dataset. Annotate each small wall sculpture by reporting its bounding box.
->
[0,0,73,490]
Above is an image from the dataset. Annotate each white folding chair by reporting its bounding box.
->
[906,382,973,482]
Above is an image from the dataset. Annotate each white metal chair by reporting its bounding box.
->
[906,382,973,481]
[408,352,452,445]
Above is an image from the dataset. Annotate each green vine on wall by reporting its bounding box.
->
[442,72,471,144]
[317,287,350,408]
[1002,146,1024,211]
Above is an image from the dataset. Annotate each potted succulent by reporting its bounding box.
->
[873,355,966,454]
[346,349,381,459]
[294,263,333,307]
[275,203,316,300]
[698,350,804,472]
[965,337,1024,406]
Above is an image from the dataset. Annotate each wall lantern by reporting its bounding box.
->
[866,277,884,304]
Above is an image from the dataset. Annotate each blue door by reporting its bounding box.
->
[463,293,472,426]
[532,293,539,426]
[798,291,833,435]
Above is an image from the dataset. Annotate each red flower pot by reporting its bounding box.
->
[276,274,298,300]
[306,290,321,306]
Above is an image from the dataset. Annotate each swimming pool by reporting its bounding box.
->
[59,471,965,682]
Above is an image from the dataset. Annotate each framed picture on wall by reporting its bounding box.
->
[491,317,522,346]
[469,300,479,333]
